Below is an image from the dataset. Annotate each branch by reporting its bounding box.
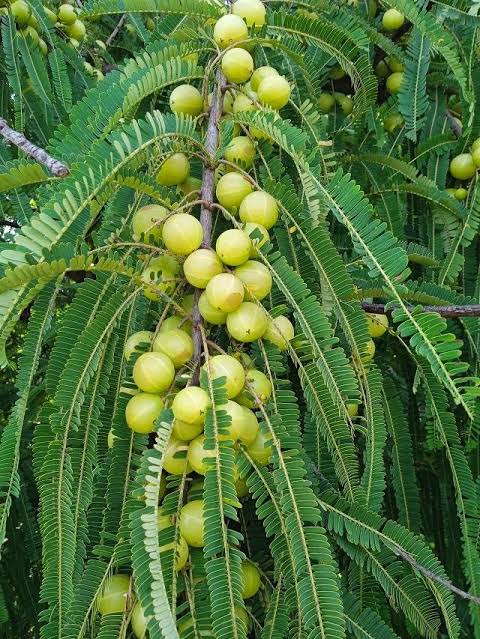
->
[191,67,227,384]
[106,14,126,46]
[361,302,480,318]
[0,118,69,177]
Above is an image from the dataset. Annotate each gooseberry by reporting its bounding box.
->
[241,561,261,599]
[133,352,175,393]
[251,66,279,93]
[97,574,131,615]
[386,72,403,94]
[125,393,164,434]
[239,191,278,229]
[472,138,480,152]
[162,213,203,256]
[11,0,31,24]
[232,0,266,26]
[169,84,203,117]
[205,273,245,313]
[131,603,149,638]
[472,147,480,167]
[236,369,272,407]
[153,329,194,368]
[172,418,204,441]
[224,136,256,167]
[216,172,254,210]
[216,229,252,266]
[44,6,58,23]
[222,48,254,84]
[178,176,202,199]
[387,56,404,73]
[347,403,359,418]
[329,65,346,80]
[336,94,353,115]
[156,153,190,186]
[66,19,86,40]
[107,429,115,449]
[172,386,210,425]
[263,315,295,350]
[455,188,468,201]
[183,249,223,288]
[20,26,39,42]
[318,93,335,113]
[213,14,248,49]
[132,204,168,243]
[257,75,291,109]
[158,523,189,571]
[221,400,259,444]
[164,436,190,475]
[382,8,405,31]
[179,499,205,547]
[234,260,272,300]
[227,302,268,342]
[187,435,216,475]
[361,339,376,363]
[236,476,249,497]
[366,313,389,338]
[243,222,269,256]
[449,153,476,180]
[38,38,48,55]
[375,60,390,78]
[160,315,192,334]
[246,429,272,465]
[384,112,404,133]
[203,354,246,398]
[58,3,76,25]
[124,331,153,361]
[198,292,228,325]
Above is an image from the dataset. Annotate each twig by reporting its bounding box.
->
[0,118,69,177]
[361,302,480,318]
[445,109,462,137]
[106,14,126,46]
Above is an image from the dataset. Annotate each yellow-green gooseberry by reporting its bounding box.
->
[160,315,192,334]
[246,429,272,465]
[205,273,245,313]
[96,574,131,615]
[216,171,254,210]
[213,14,248,49]
[178,175,202,199]
[156,153,190,186]
[153,329,194,368]
[179,499,205,547]
[361,339,376,363]
[220,400,259,445]
[172,386,210,425]
[133,351,175,394]
[222,48,254,84]
[233,92,257,114]
[366,312,389,338]
[125,393,164,434]
[198,292,228,325]
[202,354,246,398]
[66,19,86,40]
[124,331,153,361]
[187,434,216,475]
[162,213,203,256]
[263,315,295,350]
[132,205,168,243]
[232,0,266,27]
[164,436,191,475]
[216,228,252,266]
[58,4,77,25]
[183,249,223,288]
[244,222,270,256]
[257,75,291,110]
[318,93,335,113]
[227,302,268,342]
[236,369,272,408]
[234,260,272,300]
[131,603,149,638]
[157,514,189,570]
[449,153,476,180]
[251,67,280,94]
[241,561,261,598]
[386,72,403,94]
[224,136,256,168]
[239,191,278,229]
[382,8,405,31]
[169,84,203,117]
[347,403,359,418]
[172,418,204,441]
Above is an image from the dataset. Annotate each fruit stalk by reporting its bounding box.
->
[0,117,69,177]
[191,67,227,381]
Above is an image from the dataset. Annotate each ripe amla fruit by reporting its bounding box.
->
[450,153,476,180]
[244,222,269,256]
[241,561,261,599]
[318,93,336,113]
[236,369,272,407]
[172,418,204,441]
[227,302,268,342]
[157,512,189,570]
[156,153,190,186]
[247,429,272,465]
[361,339,376,363]
[382,8,404,31]
[133,351,175,393]
[386,72,403,94]
[172,386,210,425]
[251,66,279,92]
[183,249,223,288]
[160,315,192,334]
[179,499,205,547]
[220,400,259,444]
[233,92,257,114]
[142,255,179,301]
[257,75,291,109]
[164,436,191,475]
[239,191,278,229]
[213,14,248,48]
[187,435,216,475]
[198,292,228,325]
[162,213,203,255]
[232,0,266,26]
[169,84,203,116]
[11,0,31,24]
[125,393,164,434]
[222,48,254,84]
[66,19,86,41]
[203,354,246,398]
[216,228,252,266]
[153,329,194,368]
[216,171,253,210]
[205,273,245,313]
[97,574,131,615]
[366,312,389,338]
[131,603,149,638]
[234,260,272,300]
[124,330,154,361]
[263,315,295,350]
[58,4,77,25]
[224,136,256,167]
[132,204,168,243]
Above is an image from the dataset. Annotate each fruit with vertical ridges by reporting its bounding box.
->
[205,273,245,313]
[224,136,256,167]
[233,92,257,113]
[222,48,254,84]
[366,313,389,338]
[179,499,205,547]
[124,331,154,361]
[216,229,252,266]
[152,329,194,368]
[221,401,259,444]
[246,429,272,465]
[236,369,272,407]
[156,153,190,186]
[11,0,31,24]
[227,302,268,342]
[449,153,476,180]
[382,8,404,31]
[58,3,76,24]
[239,191,278,229]
[263,315,294,350]
[257,75,291,109]
[133,351,175,393]
[96,574,131,615]
[187,435,216,475]
[170,84,204,116]
[198,292,228,325]
[234,260,272,300]
[172,418,204,441]
[241,561,261,598]
[132,204,168,242]
[203,354,246,398]
[232,0,266,27]
[125,393,164,434]
[250,66,279,92]
[386,72,403,94]
[162,213,203,256]
[216,172,254,210]
[164,436,191,475]
[213,14,248,49]
[183,249,223,288]
[172,386,210,425]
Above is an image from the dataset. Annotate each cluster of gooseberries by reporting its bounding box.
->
[4,0,87,53]
[448,137,480,184]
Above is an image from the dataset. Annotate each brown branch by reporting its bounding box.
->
[0,118,69,177]
[106,14,126,46]
[361,302,480,318]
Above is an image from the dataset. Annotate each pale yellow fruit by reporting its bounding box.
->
[257,75,291,109]
[205,273,245,313]
[246,429,272,465]
[162,213,203,256]
[172,386,210,425]
[222,48,254,84]
[156,153,190,186]
[263,315,294,350]
[224,136,256,167]
[216,228,252,266]
[243,222,269,256]
[124,331,154,361]
[198,292,228,325]
[216,172,254,210]
[234,260,272,300]
[239,191,278,229]
[164,436,191,475]
[213,14,248,49]
[366,313,389,338]
[233,0,266,26]
[152,329,194,368]
[183,249,223,288]
[227,302,268,342]
[170,84,203,116]
[132,204,168,243]
[250,66,279,92]
[202,354,246,399]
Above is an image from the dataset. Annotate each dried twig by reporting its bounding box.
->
[0,118,69,177]
[106,14,126,46]
[362,302,480,318]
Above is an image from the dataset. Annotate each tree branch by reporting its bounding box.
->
[361,302,480,318]
[106,14,126,46]
[0,118,69,177]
